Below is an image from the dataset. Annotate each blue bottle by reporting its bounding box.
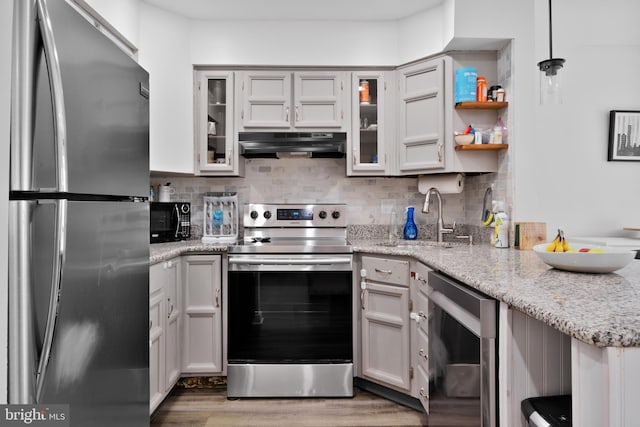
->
[403,206,418,240]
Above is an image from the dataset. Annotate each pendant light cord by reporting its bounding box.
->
[548,0,554,58]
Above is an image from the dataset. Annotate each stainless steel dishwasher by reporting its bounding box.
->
[427,271,497,427]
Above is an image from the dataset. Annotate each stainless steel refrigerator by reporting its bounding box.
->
[9,0,150,425]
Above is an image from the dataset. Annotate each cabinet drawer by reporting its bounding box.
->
[362,256,410,286]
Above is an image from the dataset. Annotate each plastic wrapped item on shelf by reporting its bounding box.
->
[202,192,238,244]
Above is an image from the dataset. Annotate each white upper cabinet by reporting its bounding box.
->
[240,71,346,131]
[395,52,508,175]
[195,70,244,176]
[293,72,345,128]
[348,71,395,176]
[397,56,447,174]
[240,71,291,128]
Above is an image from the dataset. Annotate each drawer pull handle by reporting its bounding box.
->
[215,288,220,308]
[374,268,392,274]
[167,300,174,318]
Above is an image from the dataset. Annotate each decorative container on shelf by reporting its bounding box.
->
[202,192,238,243]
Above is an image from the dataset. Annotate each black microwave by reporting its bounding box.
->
[150,202,191,243]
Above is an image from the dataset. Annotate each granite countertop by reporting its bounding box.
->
[150,239,640,348]
[149,240,228,264]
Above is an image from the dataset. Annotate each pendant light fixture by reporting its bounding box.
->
[538,0,565,104]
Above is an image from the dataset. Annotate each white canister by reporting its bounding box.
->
[494,203,509,248]
[158,185,175,202]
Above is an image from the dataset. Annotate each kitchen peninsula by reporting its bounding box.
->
[150,239,640,426]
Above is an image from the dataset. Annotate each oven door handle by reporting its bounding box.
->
[228,256,351,265]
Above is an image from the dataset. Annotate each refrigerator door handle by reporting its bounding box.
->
[9,201,37,403]
[36,0,69,193]
[35,199,68,402]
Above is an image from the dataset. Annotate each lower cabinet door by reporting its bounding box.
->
[361,281,411,392]
[163,259,182,390]
[149,289,165,413]
[182,255,223,374]
[415,364,430,414]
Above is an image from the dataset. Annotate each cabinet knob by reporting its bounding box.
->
[410,311,427,323]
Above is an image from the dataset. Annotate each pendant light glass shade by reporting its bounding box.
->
[539,58,565,104]
[538,0,565,104]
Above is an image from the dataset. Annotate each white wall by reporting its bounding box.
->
[83,0,140,46]
[139,4,194,173]
[452,0,639,239]
[396,4,449,64]
[523,0,640,238]
[190,20,399,66]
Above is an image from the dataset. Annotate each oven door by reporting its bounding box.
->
[227,254,353,397]
[427,272,497,427]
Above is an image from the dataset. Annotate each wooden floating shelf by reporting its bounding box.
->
[455,102,508,110]
[455,143,509,151]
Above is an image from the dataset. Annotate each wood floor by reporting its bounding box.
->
[151,386,429,427]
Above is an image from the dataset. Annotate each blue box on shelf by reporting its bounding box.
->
[455,67,477,103]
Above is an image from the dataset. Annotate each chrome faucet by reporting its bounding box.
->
[422,187,455,242]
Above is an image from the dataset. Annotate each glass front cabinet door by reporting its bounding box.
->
[196,71,243,176]
[349,72,392,175]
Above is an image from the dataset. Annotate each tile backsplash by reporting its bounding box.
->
[153,158,425,230]
[152,155,510,245]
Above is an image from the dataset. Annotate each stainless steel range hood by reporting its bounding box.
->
[238,132,347,158]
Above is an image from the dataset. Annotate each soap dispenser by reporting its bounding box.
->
[403,206,418,240]
[494,201,509,248]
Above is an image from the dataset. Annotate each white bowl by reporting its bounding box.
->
[533,244,636,273]
[454,134,475,145]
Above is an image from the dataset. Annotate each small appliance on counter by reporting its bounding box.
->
[521,395,572,427]
[150,202,191,243]
[202,192,238,243]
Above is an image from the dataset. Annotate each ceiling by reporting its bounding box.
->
[142,0,444,21]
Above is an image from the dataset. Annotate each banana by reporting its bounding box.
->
[482,211,495,227]
[554,238,565,252]
[546,229,574,253]
[546,232,561,252]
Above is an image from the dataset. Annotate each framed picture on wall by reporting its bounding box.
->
[608,110,640,161]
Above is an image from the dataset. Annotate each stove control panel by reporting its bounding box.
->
[243,203,347,228]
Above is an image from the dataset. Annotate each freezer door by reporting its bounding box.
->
[11,0,149,196]
[9,200,149,426]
